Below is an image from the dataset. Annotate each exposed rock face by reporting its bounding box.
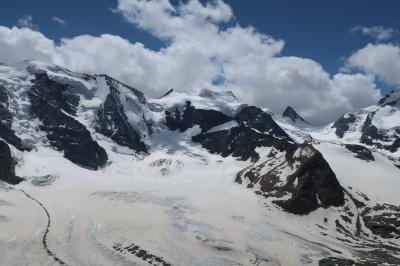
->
[0,85,12,126]
[276,146,345,214]
[0,140,23,184]
[361,113,400,153]
[345,144,374,161]
[193,124,293,162]
[332,114,356,138]
[234,106,291,139]
[236,144,345,215]
[361,204,400,239]
[282,106,310,125]
[96,76,147,153]
[30,74,80,115]
[319,257,355,266]
[28,73,108,170]
[361,113,384,145]
[0,85,29,151]
[320,248,400,265]
[190,106,294,162]
[165,101,231,132]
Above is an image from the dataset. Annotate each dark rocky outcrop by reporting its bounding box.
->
[361,204,400,239]
[282,106,310,125]
[28,73,108,170]
[113,241,171,266]
[234,106,291,139]
[274,146,345,214]
[95,76,147,153]
[30,74,80,116]
[319,257,355,266]
[191,106,294,162]
[361,113,400,153]
[166,101,231,132]
[0,140,23,184]
[236,144,345,215]
[361,113,384,146]
[166,104,292,145]
[332,114,356,138]
[0,85,29,151]
[344,144,374,161]
[320,247,400,265]
[192,124,293,162]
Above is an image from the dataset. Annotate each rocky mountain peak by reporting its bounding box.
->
[282,106,310,125]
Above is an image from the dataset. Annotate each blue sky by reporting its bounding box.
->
[0,0,399,124]
[2,0,399,76]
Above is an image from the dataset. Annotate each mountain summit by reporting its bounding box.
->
[282,106,310,125]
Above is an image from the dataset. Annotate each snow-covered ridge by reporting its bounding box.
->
[379,89,400,107]
[149,87,244,117]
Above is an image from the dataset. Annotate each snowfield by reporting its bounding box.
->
[316,142,400,205]
[0,133,397,265]
[0,141,335,266]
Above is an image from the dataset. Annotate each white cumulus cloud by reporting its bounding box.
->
[345,43,400,86]
[0,0,383,125]
[0,27,54,63]
[350,26,396,41]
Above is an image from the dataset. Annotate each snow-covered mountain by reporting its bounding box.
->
[0,60,399,265]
